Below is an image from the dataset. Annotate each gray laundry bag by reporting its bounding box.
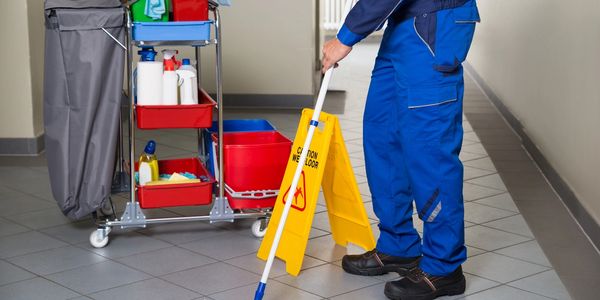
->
[44,0,125,219]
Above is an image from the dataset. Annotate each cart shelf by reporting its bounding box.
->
[136,89,217,129]
[132,21,213,43]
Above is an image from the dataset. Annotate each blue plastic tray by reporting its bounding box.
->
[132,21,212,41]
[205,120,276,176]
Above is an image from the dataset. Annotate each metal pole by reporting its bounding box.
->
[127,11,136,207]
[214,8,225,201]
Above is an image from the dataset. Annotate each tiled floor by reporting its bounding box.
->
[0,43,584,299]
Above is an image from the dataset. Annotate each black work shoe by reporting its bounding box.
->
[342,249,421,276]
[384,266,466,300]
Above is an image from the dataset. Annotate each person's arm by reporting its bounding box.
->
[322,0,405,72]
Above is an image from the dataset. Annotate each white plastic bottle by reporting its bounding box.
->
[179,59,199,103]
[176,69,197,105]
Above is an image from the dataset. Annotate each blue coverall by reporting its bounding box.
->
[337,0,480,276]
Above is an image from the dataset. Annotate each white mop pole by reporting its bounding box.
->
[254,1,353,299]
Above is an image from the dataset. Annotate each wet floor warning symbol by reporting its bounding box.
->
[282,171,307,211]
[258,109,375,276]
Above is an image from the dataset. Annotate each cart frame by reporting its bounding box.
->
[91,1,271,248]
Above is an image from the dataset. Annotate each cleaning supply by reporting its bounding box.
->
[138,140,159,186]
[145,0,167,20]
[136,47,163,105]
[162,50,180,105]
[179,59,199,103]
[172,0,209,21]
[132,0,170,22]
[176,69,197,105]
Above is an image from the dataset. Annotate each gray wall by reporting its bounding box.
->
[467,1,600,226]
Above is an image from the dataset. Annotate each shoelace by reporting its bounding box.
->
[407,267,437,291]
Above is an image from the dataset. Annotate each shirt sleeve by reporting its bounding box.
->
[337,0,406,47]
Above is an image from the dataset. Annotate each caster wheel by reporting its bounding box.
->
[89,229,109,248]
[251,219,268,238]
[100,201,114,216]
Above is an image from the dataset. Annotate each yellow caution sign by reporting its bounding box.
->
[257,109,375,276]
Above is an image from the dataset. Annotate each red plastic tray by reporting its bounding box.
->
[136,89,216,129]
[212,131,292,209]
[173,0,209,21]
[136,158,215,209]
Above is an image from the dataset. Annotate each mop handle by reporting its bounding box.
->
[255,2,353,299]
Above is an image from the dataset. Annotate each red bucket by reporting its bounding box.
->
[212,131,292,209]
[172,0,209,21]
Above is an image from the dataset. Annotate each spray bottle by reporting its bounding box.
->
[161,50,180,105]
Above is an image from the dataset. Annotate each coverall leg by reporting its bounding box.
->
[364,1,479,276]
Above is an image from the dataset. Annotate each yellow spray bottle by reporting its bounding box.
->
[139,140,159,185]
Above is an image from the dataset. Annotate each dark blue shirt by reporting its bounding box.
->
[337,0,468,47]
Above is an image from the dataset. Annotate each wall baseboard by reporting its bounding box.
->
[0,135,45,155]
[464,62,600,251]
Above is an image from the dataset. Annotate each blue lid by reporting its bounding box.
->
[144,140,156,154]
[182,59,191,65]
[138,47,157,61]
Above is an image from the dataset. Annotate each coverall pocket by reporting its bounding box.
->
[407,85,458,109]
[433,5,480,73]
[406,85,458,141]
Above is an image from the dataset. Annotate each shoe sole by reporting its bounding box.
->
[383,275,466,300]
[342,259,419,277]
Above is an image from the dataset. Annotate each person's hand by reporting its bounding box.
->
[322,38,352,73]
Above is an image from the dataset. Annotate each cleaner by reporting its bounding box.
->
[176,69,197,105]
[162,50,180,105]
[138,140,159,186]
[136,47,163,105]
[178,59,199,104]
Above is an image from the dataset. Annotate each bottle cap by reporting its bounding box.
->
[144,140,156,154]
[182,59,191,65]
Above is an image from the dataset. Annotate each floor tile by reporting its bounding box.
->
[304,235,348,262]
[0,189,55,217]
[8,245,107,276]
[463,166,496,181]
[463,183,505,201]
[116,246,216,276]
[467,174,507,191]
[463,285,551,300]
[88,278,200,300]
[464,132,481,142]
[81,231,172,259]
[482,214,534,238]
[276,264,380,298]
[224,253,326,278]
[0,217,30,237]
[508,270,571,300]
[40,220,96,244]
[46,261,151,294]
[463,202,517,224]
[329,283,386,300]
[309,227,331,239]
[465,225,531,251]
[211,280,322,300]
[0,260,36,286]
[312,211,332,232]
[138,221,226,245]
[0,277,80,300]
[494,240,551,267]
[180,233,261,260]
[466,246,486,257]
[463,252,549,283]
[357,182,371,197]
[5,208,73,230]
[473,193,519,213]
[460,151,487,162]
[463,157,496,172]
[162,262,259,295]
[462,144,488,156]
[0,231,67,259]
